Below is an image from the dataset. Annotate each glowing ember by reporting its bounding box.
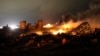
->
[35,31,43,35]
[50,29,66,35]
[71,32,77,35]
[43,24,53,28]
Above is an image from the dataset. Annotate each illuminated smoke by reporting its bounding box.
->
[0,0,91,25]
[77,0,100,29]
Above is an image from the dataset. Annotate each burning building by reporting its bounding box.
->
[42,19,82,35]
[18,14,99,36]
[70,22,92,36]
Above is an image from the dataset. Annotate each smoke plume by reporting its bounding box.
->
[77,0,100,28]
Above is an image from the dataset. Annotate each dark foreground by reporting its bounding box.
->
[0,44,100,56]
[0,28,100,56]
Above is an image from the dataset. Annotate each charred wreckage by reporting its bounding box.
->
[0,18,100,56]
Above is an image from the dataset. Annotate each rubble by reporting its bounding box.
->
[70,22,92,36]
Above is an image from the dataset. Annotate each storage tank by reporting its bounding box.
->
[36,20,43,30]
[20,21,26,30]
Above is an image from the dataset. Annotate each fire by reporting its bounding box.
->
[50,29,66,35]
[60,20,81,29]
[35,31,43,35]
[35,20,82,35]
[61,24,72,29]
[43,24,53,28]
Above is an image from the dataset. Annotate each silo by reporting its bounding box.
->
[20,21,26,30]
[26,23,33,31]
[36,20,43,30]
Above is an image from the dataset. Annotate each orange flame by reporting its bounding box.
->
[50,29,66,35]
[43,24,53,28]
[35,31,43,35]
[49,20,82,35]
[35,20,82,35]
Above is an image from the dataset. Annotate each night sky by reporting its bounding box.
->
[0,0,91,26]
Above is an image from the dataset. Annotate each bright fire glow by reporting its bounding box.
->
[50,29,66,35]
[9,25,18,30]
[61,24,72,29]
[43,24,53,28]
[60,20,81,29]
[35,20,82,35]
[49,20,82,35]
[35,31,43,35]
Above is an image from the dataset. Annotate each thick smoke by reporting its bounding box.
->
[77,0,100,28]
[0,0,91,25]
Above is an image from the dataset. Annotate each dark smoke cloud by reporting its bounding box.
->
[78,0,100,28]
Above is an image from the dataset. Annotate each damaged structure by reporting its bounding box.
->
[70,22,92,36]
